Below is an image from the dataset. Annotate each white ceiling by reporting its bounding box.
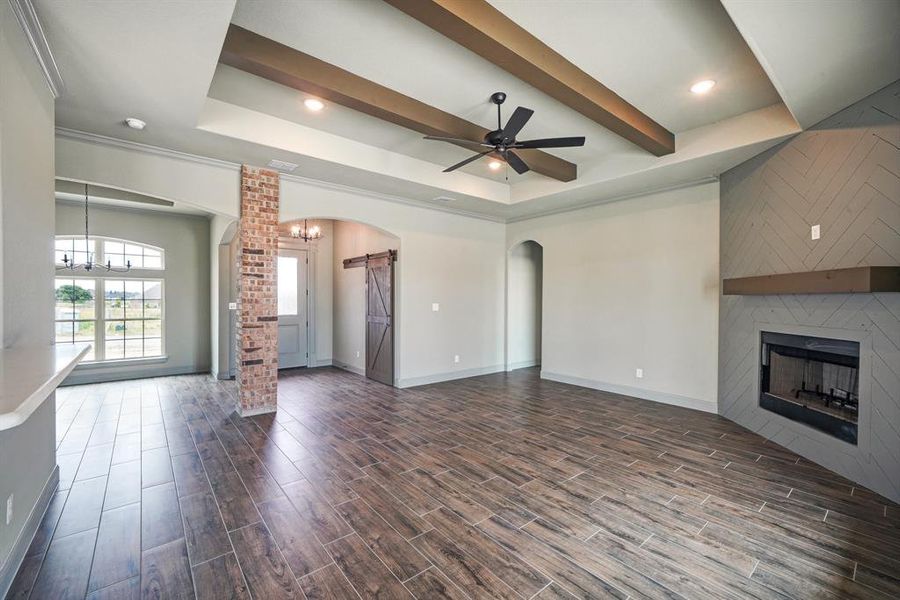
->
[721,0,900,129]
[35,0,900,221]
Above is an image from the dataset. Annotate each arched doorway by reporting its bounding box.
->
[507,240,543,371]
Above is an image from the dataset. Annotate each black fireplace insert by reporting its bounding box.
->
[759,331,859,445]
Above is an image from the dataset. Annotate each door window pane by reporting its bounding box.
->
[278,256,299,316]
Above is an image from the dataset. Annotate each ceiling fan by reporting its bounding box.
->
[424,92,585,175]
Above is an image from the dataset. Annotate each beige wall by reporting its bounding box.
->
[0,3,57,591]
[280,178,507,387]
[507,240,542,370]
[56,202,211,383]
[508,181,721,412]
[331,221,400,375]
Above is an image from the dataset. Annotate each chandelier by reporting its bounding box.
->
[57,184,131,273]
[290,219,323,242]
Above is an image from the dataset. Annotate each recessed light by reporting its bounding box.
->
[124,117,146,130]
[304,98,324,112]
[690,80,716,95]
[488,160,503,170]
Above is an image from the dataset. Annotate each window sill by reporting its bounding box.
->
[74,356,169,370]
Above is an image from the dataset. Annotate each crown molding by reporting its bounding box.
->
[54,128,716,226]
[55,127,242,171]
[8,0,64,98]
[55,128,507,223]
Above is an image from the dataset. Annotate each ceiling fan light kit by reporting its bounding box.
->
[424,91,585,176]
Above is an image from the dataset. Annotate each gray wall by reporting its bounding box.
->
[719,81,900,502]
[57,202,211,383]
[0,2,58,591]
[507,240,542,370]
[508,182,721,413]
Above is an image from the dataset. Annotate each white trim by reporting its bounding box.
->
[0,466,58,599]
[396,364,506,388]
[7,0,63,98]
[332,359,364,376]
[62,365,205,386]
[540,370,718,414]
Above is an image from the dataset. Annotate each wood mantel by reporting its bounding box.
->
[723,266,900,295]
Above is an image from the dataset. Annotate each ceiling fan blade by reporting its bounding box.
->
[500,107,534,141]
[443,150,492,172]
[503,150,530,174]
[424,135,490,151]
[515,136,586,149]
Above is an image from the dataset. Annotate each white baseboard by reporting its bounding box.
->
[332,360,365,376]
[0,465,59,599]
[397,364,505,388]
[63,365,207,385]
[313,358,334,368]
[507,360,540,372]
[540,371,718,414]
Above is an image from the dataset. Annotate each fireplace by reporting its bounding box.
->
[759,331,860,445]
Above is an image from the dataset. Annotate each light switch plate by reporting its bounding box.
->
[228,302,237,310]
[454,355,460,364]
[6,494,12,526]
[635,368,643,379]
[811,224,820,240]
[432,303,440,312]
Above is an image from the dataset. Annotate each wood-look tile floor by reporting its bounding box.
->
[6,367,900,599]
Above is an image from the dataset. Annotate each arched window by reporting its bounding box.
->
[54,236,165,363]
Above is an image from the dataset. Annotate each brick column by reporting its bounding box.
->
[236,165,280,415]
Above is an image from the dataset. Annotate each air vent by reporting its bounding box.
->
[267,159,299,172]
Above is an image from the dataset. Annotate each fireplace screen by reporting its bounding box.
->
[759,331,859,445]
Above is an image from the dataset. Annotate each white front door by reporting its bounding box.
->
[277,249,308,369]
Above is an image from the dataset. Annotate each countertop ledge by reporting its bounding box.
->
[0,344,90,431]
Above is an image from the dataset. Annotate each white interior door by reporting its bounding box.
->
[277,249,308,369]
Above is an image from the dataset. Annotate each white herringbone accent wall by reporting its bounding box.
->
[719,81,900,502]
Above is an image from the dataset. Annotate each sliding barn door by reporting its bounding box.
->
[366,255,394,386]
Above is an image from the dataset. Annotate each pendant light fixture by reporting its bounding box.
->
[57,184,131,272]
[290,219,323,242]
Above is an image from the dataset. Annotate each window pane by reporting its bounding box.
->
[124,338,143,358]
[105,340,125,360]
[277,256,298,316]
[105,299,125,319]
[124,244,143,255]
[144,281,162,299]
[106,280,125,300]
[55,239,73,251]
[74,321,95,343]
[125,299,143,318]
[104,241,124,255]
[144,248,160,258]
[144,301,162,319]
[55,321,74,344]
[144,319,161,337]
[107,253,125,267]
[55,250,69,265]
[143,255,162,269]
[124,280,143,298]
[124,320,144,339]
[106,321,125,339]
[144,337,162,357]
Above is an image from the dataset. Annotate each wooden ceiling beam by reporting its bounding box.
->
[220,24,577,182]
[384,0,676,156]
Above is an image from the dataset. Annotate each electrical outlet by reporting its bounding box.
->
[6,494,12,526]
[454,355,460,364]
[635,368,643,379]
[228,302,237,310]
[356,351,360,358]
[811,224,820,240]
[432,303,440,312]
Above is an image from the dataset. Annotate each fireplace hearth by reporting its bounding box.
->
[759,331,859,445]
